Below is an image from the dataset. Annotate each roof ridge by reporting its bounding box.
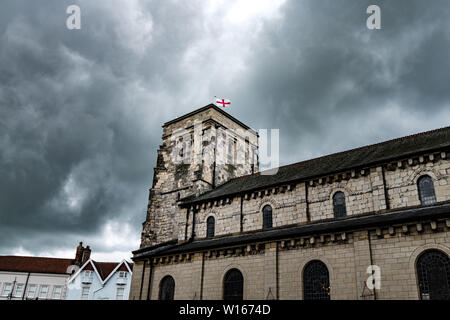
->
[219,125,450,183]
[274,124,450,171]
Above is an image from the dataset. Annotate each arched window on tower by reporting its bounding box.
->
[223,269,244,300]
[418,175,437,205]
[159,275,175,300]
[262,205,273,230]
[206,216,215,238]
[333,192,347,219]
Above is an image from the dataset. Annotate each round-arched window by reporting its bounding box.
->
[417,175,437,205]
[333,192,347,219]
[206,216,215,238]
[303,260,331,300]
[223,269,244,300]
[262,205,273,230]
[416,249,450,300]
[159,275,175,300]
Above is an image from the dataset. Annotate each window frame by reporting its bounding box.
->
[1,283,12,297]
[262,205,273,230]
[223,268,244,300]
[13,283,24,298]
[52,286,62,300]
[417,175,437,205]
[82,270,94,283]
[38,285,49,299]
[416,249,450,300]
[206,216,215,238]
[159,275,175,300]
[116,287,125,300]
[303,260,331,300]
[26,284,37,299]
[81,286,90,300]
[332,191,347,219]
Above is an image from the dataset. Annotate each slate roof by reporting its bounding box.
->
[133,202,450,259]
[181,126,450,205]
[0,256,74,274]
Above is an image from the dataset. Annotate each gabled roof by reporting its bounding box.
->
[181,126,450,205]
[163,103,254,132]
[92,261,119,281]
[0,256,73,274]
[67,259,133,285]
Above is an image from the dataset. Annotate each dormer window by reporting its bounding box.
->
[118,271,128,278]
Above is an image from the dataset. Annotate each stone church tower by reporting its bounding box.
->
[130,106,450,300]
[140,104,259,248]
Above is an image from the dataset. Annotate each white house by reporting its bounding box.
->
[0,242,92,300]
[0,256,76,300]
[66,258,133,300]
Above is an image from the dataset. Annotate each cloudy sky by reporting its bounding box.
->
[1,0,450,261]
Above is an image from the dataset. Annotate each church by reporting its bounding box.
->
[129,104,450,300]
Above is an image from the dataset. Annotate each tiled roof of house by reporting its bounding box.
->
[181,126,450,205]
[119,261,133,271]
[0,256,74,274]
[92,261,119,281]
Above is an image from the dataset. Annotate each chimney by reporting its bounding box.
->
[75,242,84,266]
[81,245,91,264]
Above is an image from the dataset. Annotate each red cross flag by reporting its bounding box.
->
[214,98,231,108]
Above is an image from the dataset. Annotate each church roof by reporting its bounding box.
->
[133,202,450,259]
[180,125,450,205]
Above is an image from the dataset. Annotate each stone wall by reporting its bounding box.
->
[183,156,450,241]
[385,157,450,209]
[370,221,450,300]
[131,225,450,300]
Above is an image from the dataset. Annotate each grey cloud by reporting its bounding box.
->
[1,0,449,259]
[225,0,450,165]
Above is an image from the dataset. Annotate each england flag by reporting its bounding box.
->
[214,98,231,108]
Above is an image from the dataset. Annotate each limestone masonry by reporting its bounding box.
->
[130,104,450,300]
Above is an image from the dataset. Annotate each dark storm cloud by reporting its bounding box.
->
[1,0,449,259]
[0,0,214,258]
[229,0,450,164]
